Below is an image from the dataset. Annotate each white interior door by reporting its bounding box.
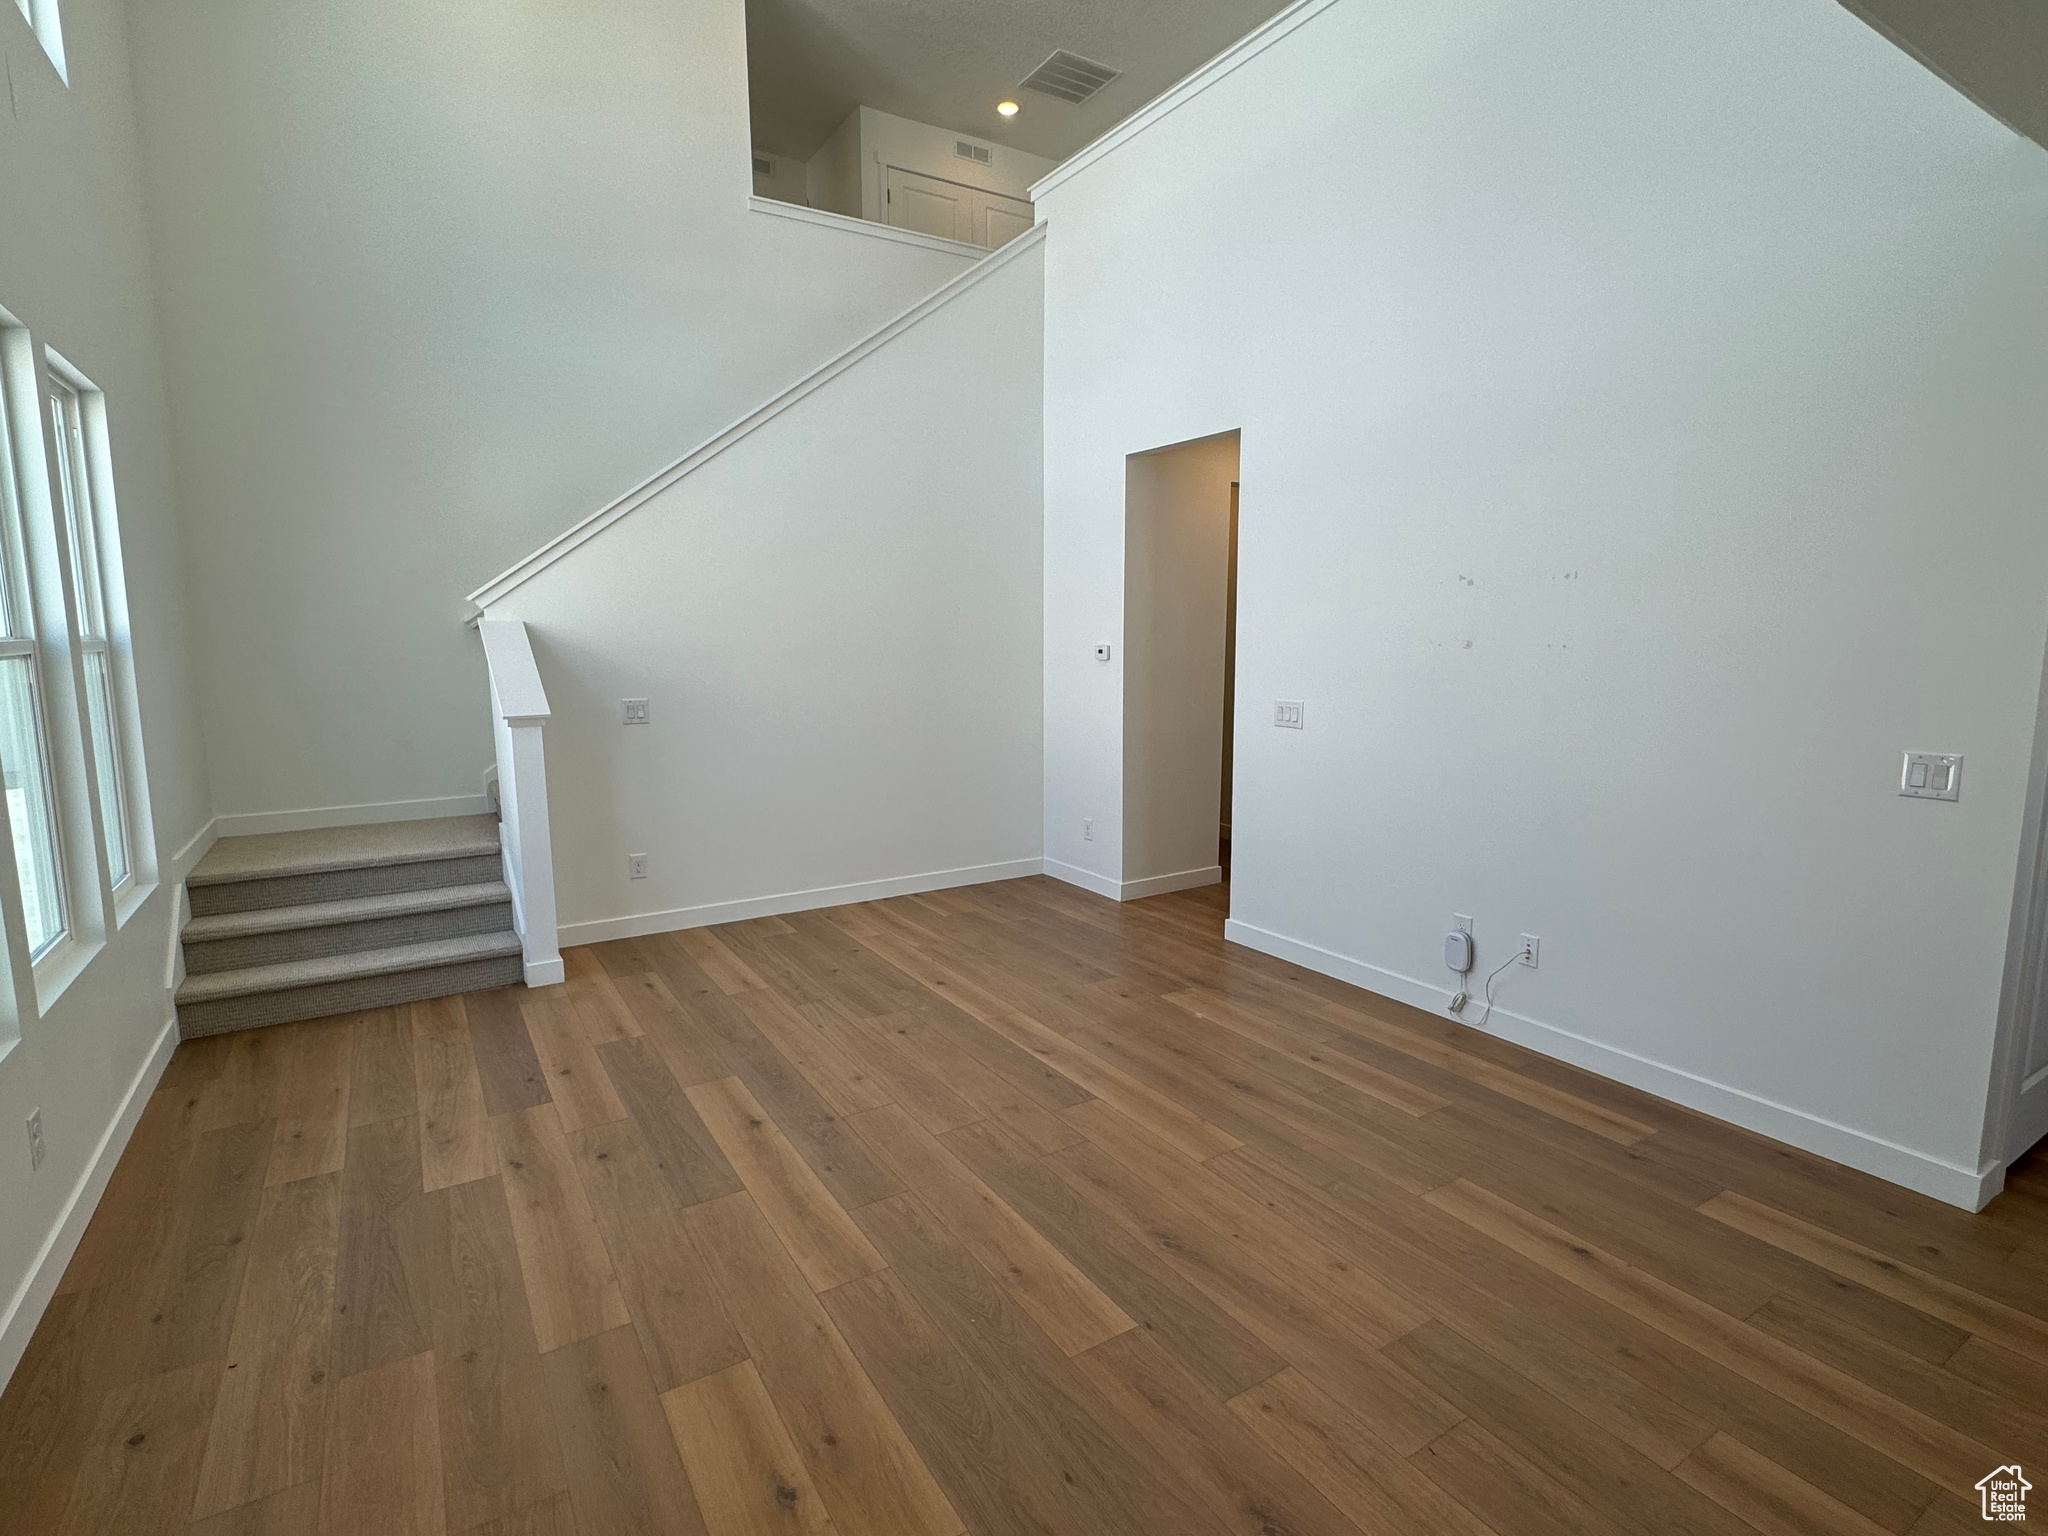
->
[1998,800,2048,1166]
[884,167,1033,250]
[981,195,1033,249]
[886,166,970,243]
[2007,923,2048,1161]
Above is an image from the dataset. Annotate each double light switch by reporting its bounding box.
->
[1899,751,1961,802]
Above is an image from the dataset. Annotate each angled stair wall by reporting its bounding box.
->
[467,229,1048,944]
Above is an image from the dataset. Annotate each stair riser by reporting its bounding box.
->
[189,853,504,916]
[177,953,526,1038]
[183,900,516,975]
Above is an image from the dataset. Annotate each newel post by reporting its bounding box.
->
[477,616,564,987]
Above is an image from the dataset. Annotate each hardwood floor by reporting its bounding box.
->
[5,874,2045,1535]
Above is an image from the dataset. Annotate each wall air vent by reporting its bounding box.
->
[752,154,773,177]
[1019,49,1122,105]
[955,140,993,165]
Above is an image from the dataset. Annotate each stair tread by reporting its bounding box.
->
[182,880,513,942]
[189,815,500,887]
[177,928,522,1004]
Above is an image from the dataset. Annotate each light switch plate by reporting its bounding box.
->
[1274,700,1305,730]
[1899,751,1962,802]
[622,698,650,725]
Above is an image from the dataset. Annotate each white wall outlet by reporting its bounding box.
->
[27,1108,44,1171]
[1094,644,1113,662]
[1899,751,1961,801]
[1452,913,1473,935]
[1274,700,1305,729]
[1083,817,1095,842]
[1518,933,1540,968]
[622,698,650,725]
[627,853,649,880]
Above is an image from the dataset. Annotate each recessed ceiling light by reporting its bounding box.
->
[996,100,1020,117]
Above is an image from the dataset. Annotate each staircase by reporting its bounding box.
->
[175,815,525,1037]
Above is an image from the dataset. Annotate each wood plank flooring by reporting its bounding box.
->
[5,874,2045,1535]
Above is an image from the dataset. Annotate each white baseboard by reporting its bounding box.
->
[1120,865,1223,900]
[523,958,565,987]
[556,856,1046,945]
[0,1014,179,1394]
[213,793,494,838]
[1043,859,1222,902]
[1223,917,2003,1212]
[1043,858,1122,900]
[168,818,218,881]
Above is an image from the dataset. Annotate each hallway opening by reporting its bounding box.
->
[1122,430,1240,903]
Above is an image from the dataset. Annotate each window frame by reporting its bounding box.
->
[0,307,158,1026]
[0,318,80,990]
[45,367,132,897]
[10,0,67,84]
[40,348,153,937]
[6,0,67,83]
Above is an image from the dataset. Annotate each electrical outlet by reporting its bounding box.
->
[27,1109,44,1172]
[627,853,649,880]
[622,698,650,725]
[1083,818,1095,842]
[1452,913,1473,935]
[1518,933,1540,968]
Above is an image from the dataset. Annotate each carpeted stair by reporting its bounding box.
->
[175,815,523,1037]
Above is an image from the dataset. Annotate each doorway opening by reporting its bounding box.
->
[1123,430,1240,907]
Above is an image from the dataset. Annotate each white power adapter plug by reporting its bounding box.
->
[1444,928,1475,1015]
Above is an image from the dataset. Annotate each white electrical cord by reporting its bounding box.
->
[1467,947,1523,1029]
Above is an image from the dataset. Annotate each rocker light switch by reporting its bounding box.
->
[1899,751,1961,802]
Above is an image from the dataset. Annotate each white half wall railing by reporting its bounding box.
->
[476,616,564,987]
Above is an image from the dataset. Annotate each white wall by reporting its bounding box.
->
[1123,433,1237,892]
[121,0,983,832]
[844,107,1055,226]
[806,109,865,220]
[751,148,812,207]
[0,0,214,1383]
[484,237,1046,938]
[1039,0,2048,1205]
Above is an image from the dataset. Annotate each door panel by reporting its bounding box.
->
[886,166,968,243]
[884,166,1033,250]
[983,196,1033,249]
[2002,835,2048,1163]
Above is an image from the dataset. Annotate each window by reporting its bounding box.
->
[48,377,128,889]
[12,0,66,83]
[0,362,67,958]
[0,311,149,1002]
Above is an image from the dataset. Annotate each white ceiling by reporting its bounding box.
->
[746,0,1297,164]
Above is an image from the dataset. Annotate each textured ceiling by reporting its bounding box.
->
[746,0,1296,164]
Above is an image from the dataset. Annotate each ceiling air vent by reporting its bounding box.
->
[955,140,993,165]
[1019,49,1122,105]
